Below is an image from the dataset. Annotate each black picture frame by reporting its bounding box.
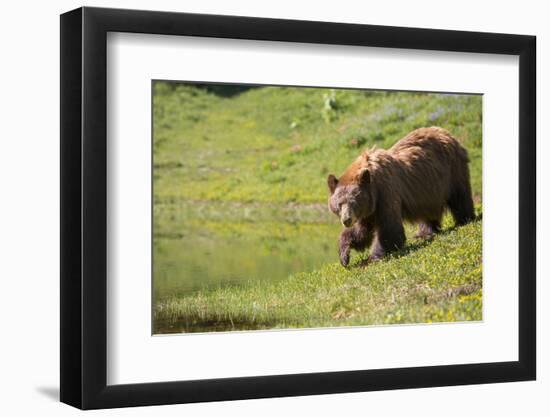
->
[60,6,536,410]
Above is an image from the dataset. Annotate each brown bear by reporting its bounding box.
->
[327,126,475,267]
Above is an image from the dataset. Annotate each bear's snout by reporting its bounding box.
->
[340,204,354,228]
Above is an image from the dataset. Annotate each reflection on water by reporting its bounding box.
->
[153,221,340,302]
[152,201,342,333]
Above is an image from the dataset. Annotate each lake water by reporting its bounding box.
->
[152,202,342,332]
[153,221,341,301]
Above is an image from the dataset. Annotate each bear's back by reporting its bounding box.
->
[389,126,467,165]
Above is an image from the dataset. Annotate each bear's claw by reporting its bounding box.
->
[340,250,350,267]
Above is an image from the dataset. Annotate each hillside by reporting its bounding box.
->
[153,82,483,333]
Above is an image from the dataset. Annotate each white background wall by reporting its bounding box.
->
[0,0,546,415]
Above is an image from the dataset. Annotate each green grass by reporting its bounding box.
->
[153,84,482,205]
[153,82,483,333]
[155,214,482,333]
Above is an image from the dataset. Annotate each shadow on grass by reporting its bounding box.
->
[352,217,482,268]
[154,315,279,334]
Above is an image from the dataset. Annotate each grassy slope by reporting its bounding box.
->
[153,82,483,332]
[155,217,482,333]
[153,84,482,204]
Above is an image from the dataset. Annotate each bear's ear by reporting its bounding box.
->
[327,174,338,194]
[358,167,371,186]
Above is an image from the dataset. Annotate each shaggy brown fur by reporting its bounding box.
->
[327,126,475,267]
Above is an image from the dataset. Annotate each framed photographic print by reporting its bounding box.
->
[60,6,536,409]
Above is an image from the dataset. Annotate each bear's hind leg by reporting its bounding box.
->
[448,183,475,226]
[448,160,475,226]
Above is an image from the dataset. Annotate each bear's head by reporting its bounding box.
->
[327,153,376,228]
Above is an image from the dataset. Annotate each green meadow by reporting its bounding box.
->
[153,82,482,333]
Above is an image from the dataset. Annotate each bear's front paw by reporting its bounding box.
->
[338,229,353,267]
[367,254,383,263]
[339,248,350,267]
[357,258,369,268]
[356,255,380,268]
